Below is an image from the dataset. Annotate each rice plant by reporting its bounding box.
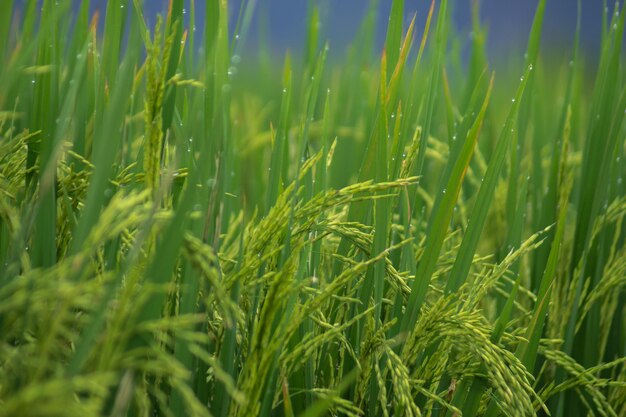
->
[0,0,625,416]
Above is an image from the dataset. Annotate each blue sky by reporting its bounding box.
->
[52,1,608,59]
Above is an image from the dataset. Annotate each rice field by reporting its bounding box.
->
[0,0,625,416]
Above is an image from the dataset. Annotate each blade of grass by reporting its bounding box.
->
[384,0,404,79]
[70,32,138,256]
[400,74,493,336]
[557,5,626,415]
[0,0,14,63]
[161,0,184,132]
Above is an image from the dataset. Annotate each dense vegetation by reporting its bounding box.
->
[0,0,625,416]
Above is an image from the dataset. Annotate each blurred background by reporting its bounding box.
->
[77,0,605,59]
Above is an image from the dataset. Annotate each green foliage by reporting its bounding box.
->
[0,1,625,416]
